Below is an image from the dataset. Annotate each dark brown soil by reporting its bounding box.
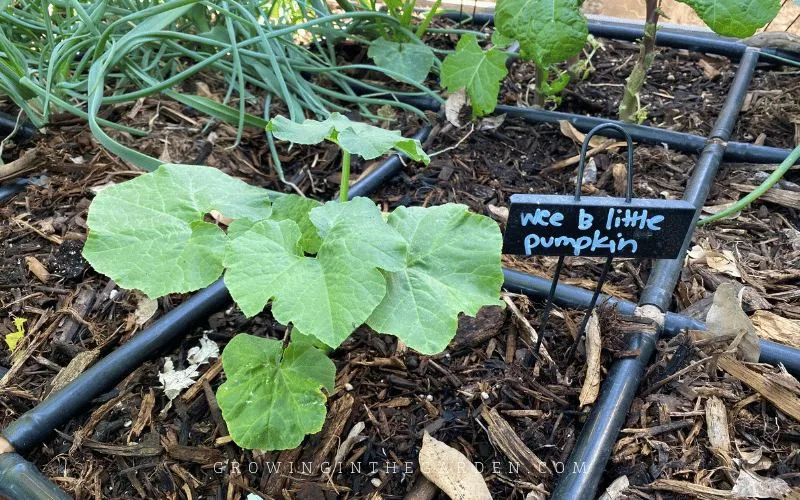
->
[1,33,799,500]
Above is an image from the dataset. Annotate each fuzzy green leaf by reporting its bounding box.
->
[217,334,335,450]
[83,164,271,297]
[441,34,509,116]
[366,204,504,354]
[267,113,430,163]
[676,0,779,37]
[367,37,435,84]
[224,198,406,348]
[495,0,588,66]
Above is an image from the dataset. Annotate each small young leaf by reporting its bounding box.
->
[270,195,323,254]
[217,334,335,450]
[367,37,435,84]
[267,114,430,164]
[224,198,405,347]
[5,317,26,351]
[676,0,780,38]
[367,204,504,354]
[441,34,509,117]
[83,164,272,297]
[495,0,588,66]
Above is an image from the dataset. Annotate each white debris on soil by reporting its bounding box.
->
[187,334,220,365]
[158,358,200,402]
[158,335,220,407]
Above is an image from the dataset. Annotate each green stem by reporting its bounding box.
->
[534,65,546,107]
[697,144,800,226]
[619,0,659,123]
[340,150,351,202]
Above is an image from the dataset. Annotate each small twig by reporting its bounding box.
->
[0,147,42,183]
[429,122,475,157]
[641,355,712,396]
[502,294,556,368]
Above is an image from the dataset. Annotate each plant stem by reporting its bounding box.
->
[697,143,800,225]
[534,65,546,107]
[339,150,351,202]
[619,0,660,123]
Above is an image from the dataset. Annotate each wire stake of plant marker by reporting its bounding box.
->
[501,268,800,376]
[503,123,696,372]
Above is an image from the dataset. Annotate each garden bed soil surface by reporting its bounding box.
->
[1,35,800,499]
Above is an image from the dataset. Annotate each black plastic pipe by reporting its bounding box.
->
[502,269,800,376]
[0,111,37,142]
[2,279,231,453]
[1,127,431,456]
[0,452,71,500]
[552,47,761,499]
[0,177,31,203]
[495,105,797,164]
[359,89,798,165]
[445,12,800,64]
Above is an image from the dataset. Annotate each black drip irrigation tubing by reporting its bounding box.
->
[0,128,431,499]
[502,269,800,377]
[0,111,36,142]
[356,89,798,166]
[551,47,761,499]
[446,11,800,64]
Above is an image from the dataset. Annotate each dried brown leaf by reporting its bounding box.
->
[419,431,492,500]
[579,312,601,407]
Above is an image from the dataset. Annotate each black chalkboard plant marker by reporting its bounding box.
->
[529,123,634,370]
[564,124,633,363]
[505,123,696,369]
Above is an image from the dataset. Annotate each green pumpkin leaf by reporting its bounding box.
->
[366,204,504,354]
[441,34,509,117]
[267,113,430,164]
[495,0,588,66]
[217,334,335,450]
[676,0,780,37]
[83,164,271,297]
[270,195,323,254]
[367,37,435,84]
[224,198,405,348]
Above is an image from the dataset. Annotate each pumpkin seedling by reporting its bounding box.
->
[82,114,504,450]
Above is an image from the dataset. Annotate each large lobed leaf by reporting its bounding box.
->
[495,0,588,66]
[367,204,505,354]
[441,34,509,117]
[223,198,407,348]
[267,113,430,163]
[677,0,780,38]
[368,37,436,85]
[83,164,271,297]
[216,334,335,450]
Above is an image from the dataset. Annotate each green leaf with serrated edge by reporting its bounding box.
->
[267,114,430,164]
[224,199,405,348]
[217,334,335,450]
[441,34,509,117]
[495,0,588,66]
[366,204,504,354]
[309,198,406,271]
[270,195,323,254]
[83,164,271,298]
[367,37,435,84]
[676,0,779,37]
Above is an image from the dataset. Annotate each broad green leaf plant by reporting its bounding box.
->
[83,114,504,450]
[441,0,588,113]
